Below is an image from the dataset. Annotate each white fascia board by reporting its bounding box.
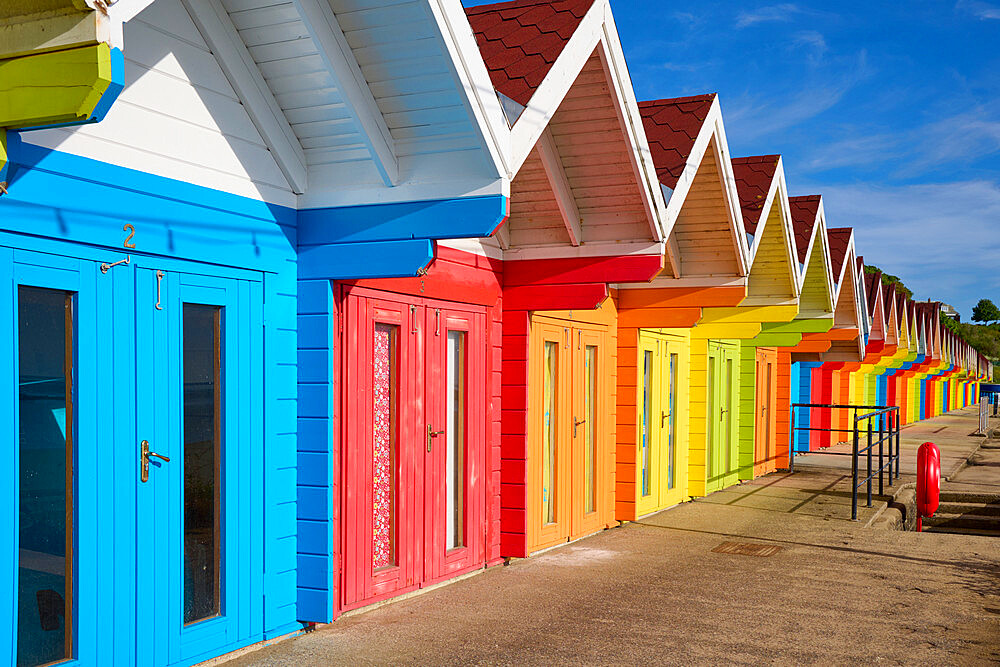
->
[598,6,670,244]
[181,0,307,194]
[502,239,664,262]
[508,0,606,176]
[811,203,837,312]
[426,0,512,182]
[660,98,749,279]
[771,164,801,299]
[292,0,398,187]
[536,128,583,246]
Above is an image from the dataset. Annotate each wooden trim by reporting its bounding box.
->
[63,291,74,663]
[181,0,308,194]
[536,129,583,247]
[292,0,399,186]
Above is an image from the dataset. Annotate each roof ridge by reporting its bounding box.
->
[638,93,717,108]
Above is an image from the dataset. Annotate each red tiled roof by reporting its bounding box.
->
[864,268,881,317]
[466,0,596,107]
[731,155,780,234]
[827,227,853,281]
[787,195,820,265]
[638,94,716,190]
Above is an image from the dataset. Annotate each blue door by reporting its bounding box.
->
[134,262,263,667]
[5,242,263,667]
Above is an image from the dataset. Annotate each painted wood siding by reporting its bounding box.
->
[22,0,296,207]
[747,204,795,300]
[673,137,741,277]
[507,53,652,249]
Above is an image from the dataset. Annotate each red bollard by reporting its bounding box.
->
[916,442,941,532]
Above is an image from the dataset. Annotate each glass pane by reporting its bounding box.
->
[668,353,678,491]
[17,287,74,667]
[706,356,715,478]
[446,331,465,550]
[584,345,597,514]
[183,304,222,625]
[723,357,733,473]
[765,363,773,458]
[373,323,398,569]
[641,350,652,498]
[542,341,557,525]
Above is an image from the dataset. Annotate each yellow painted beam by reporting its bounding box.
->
[0,42,119,129]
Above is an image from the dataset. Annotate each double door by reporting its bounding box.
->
[6,245,260,667]
[754,347,778,477]
[531,320,607,552]
[705,341,739,492]
[341,289,486,610]
[637,331,686,515]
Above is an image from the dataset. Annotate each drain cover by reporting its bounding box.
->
[711,541,782,557]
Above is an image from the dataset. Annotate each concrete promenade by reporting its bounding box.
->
[221,406,1000,666]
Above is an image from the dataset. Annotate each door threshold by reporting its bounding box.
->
[636,503,681,521]
[335,566,487,621]
[198,627,304,666]
[528,524,619,557]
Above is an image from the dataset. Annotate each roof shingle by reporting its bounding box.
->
[466,0,597,107]
[827,227,853,282]
[787,195,821,265]
[637,94,716,190]
[731,155,780,234]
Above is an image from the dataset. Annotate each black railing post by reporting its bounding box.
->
[896,406,903,479]
[878,411,885,496]
[885,410,892,484]
[851,416,859,521]
[866,416,873,508]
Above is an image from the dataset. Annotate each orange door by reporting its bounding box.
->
[529,320,611,552]
[754,348,778,476]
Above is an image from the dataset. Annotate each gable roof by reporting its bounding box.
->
[827,228,852,283]
[631,93,749,281]
[460,0,667,267]
[788,195,821,265]
[732,155,781,235]
[467,0,595,107]
[639,94,717,190]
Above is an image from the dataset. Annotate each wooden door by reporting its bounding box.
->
[342,290,487,610]
[636,334,660,517]
[570,328,604,539]
[530,322,571,550]
[423,306,486,586]
[707,342,739,493]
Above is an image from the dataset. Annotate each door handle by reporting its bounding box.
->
[427,424,445,452]
[573,417,586,438]
[661,411,669,427]
[140,439,170,483]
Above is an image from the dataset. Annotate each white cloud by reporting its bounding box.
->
[735,4,803,28]
[819,180,1000,317]
[957,0,1000,19]
[792,30,828,59]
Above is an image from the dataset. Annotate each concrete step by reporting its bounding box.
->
[923,525,1000,537]
[936,502,1000,517]
[939,491,1000,504]
[923,512,1000,532]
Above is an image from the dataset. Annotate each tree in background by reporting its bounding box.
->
[972,298,1000,325]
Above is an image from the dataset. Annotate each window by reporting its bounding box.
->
[372,324,399,569]
[542,341,557,524]
[17,287,75,667]
[446,331,465,549]
[182,304,222,625]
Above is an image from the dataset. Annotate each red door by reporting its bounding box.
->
[342,288,486,610]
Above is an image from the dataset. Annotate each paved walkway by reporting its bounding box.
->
[221,407,1000,666]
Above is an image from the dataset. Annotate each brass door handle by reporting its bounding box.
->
[427,425,445,452]
[141,439,170,483]
[661,411,669,427]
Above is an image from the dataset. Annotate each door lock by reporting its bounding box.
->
[426,424,445,452]
[140,439,171,483]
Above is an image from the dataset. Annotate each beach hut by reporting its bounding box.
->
[615,93,751,509]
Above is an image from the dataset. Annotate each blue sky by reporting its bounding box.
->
[464,0,1000,320]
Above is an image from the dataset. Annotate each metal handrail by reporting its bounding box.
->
[788,403,901,520]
